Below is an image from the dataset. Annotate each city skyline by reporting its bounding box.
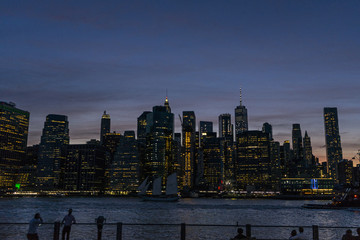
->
[2,1,360,162]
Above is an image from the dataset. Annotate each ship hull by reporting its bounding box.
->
[141,195,180,202]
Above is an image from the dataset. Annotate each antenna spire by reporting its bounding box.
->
[240,88,243,106]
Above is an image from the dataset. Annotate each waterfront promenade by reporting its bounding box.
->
[0,221,356,240]
[1,197,359,239]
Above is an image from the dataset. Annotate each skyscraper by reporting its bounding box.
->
[219,113,233,141]
[202,132,222,190]
[234,88,248,137]
[0,101,29,190]
[144,98,174,186]
[137,111,152,145]
[199,121,213,144]
[292,123,303,162]
[182,111,196,189]
[236,130,271,190]
[262,122,273,141]
[110,131,140,193]
[37,114,69,190]
[100,111,110,144]
[324,107,343,181]
[303,131,313,168]
[63,141,106,191]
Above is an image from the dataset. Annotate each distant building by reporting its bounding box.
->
[63,142,106,191]
[303,131,313,168]
[144,98,174,186]
[137,111,152,181]
[262,122,273,141]
[17,145,39,190]
[137,111,152,146]
[234,89,248,137]
[102,131,122,165]
[219,113,233,141]
[37,114,69,190]
[280,141,291,177]
[202,132,222,190]
[109,131,139,194]
[292,123,303,162]
[338,159,353,185]
[199,121,213,144]
[236,130,271,190]
[100,111,110,144]
[182,111,196,189]
[324,107,343,181]
[0,101,29,190]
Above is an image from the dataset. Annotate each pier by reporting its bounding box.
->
[0,222,357,239]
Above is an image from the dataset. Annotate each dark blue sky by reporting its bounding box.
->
[1,1,360,161]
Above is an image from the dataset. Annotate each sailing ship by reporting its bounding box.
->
[137,173,180,202]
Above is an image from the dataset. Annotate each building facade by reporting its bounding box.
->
[37,114,69,190]
[0,102,30,190]
[324,107,343,181]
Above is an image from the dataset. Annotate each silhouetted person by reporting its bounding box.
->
[354,228,360,240]
[342,229,353,240]
[61,208,76,240]
[296,227,306,240]
[289,230,297,240]
[231,228,247,239]
[27,213,43,240]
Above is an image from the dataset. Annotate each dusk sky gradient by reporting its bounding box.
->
[1,1,360,162]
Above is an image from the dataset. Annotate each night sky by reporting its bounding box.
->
[1,1,360,162]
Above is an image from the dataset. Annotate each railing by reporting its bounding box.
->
[0,222,356,239]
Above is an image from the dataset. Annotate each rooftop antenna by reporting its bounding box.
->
[240,88,243,106]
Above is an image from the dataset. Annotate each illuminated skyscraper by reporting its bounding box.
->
[234,88,248,137]
[219,113,233,141]
[0,101,29,190]
[202,132,222,190]
[292,124,303,162]
[303,131,313,168]
[137,111,151,145]
[236,130,271,190]
[63,141,106,191]
[200,121,213,144]
[144,98,174,186]
[324,107,343,181]
[102,131,122,165]
[37,114,69,190]
[100,111,110,144]
[110,131,140,193]
[182,111,196,189]
[137,111,152,181]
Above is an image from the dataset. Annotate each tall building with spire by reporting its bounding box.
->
[100,111,110,144]
[303,131,313,168]
[324,107,343,181]
[235,88,248,137]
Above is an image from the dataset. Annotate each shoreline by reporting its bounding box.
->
[0,192,334,200]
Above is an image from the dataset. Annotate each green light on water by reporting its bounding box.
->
[15,183,20,190]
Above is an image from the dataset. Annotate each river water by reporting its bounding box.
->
[0,197,359,240]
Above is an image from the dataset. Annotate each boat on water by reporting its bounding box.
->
[303,188,360,209]
[138,173,180,202]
